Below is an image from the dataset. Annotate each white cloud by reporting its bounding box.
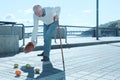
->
[83,9,92,14]
[17,18,33,25]
[23,8,33,14]
[5,13,16,20]
[3,13,33,25]
[18,8,33,14]
[67,14,72,17]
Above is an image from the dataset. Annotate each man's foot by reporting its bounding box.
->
[41,56,49,61]
[37,52,44,56]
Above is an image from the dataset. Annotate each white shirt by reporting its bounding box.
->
[31,7,61,46]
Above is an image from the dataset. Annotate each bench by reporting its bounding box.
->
[52,26,67,43]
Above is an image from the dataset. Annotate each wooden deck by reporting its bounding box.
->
[1,38,120,80]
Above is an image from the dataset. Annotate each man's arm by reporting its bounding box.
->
[31,14,39,46]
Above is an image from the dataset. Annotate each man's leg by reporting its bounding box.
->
[37,24,48,56]
[42,21,58,61]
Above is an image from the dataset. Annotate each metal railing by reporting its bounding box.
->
[23,25,120,45]
[24,25,120,37]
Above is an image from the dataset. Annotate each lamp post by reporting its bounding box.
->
[96,0,99,40]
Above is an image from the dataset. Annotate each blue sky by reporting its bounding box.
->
[0,0,120,26]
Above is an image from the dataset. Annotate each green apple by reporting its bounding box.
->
[35,68,40,74]
[14,64,18,68]
[26,64,31,68]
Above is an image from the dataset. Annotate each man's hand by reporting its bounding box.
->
[24,42,35,53]
[54,15,59,22]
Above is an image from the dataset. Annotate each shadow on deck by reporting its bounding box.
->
[21,61,65,80]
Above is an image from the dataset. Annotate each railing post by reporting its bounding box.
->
[96,0,99,40]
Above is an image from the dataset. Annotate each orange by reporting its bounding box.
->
[15,70,21,76]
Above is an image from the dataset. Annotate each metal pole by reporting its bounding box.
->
[96,0,99,40]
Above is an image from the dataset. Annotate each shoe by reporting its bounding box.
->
[41,56,49,61]
[37,52,44,56]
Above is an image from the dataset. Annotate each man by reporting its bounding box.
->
[24,5,61,61]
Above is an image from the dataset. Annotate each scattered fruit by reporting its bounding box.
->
[15,70,21,76]
[35,68,40,74]
[14,64,18,68]
[26,64,31,68]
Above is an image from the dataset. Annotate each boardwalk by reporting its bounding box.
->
[64,42,120,80]
[0,37,120,80]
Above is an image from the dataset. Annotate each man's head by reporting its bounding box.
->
[33,5,42,17]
